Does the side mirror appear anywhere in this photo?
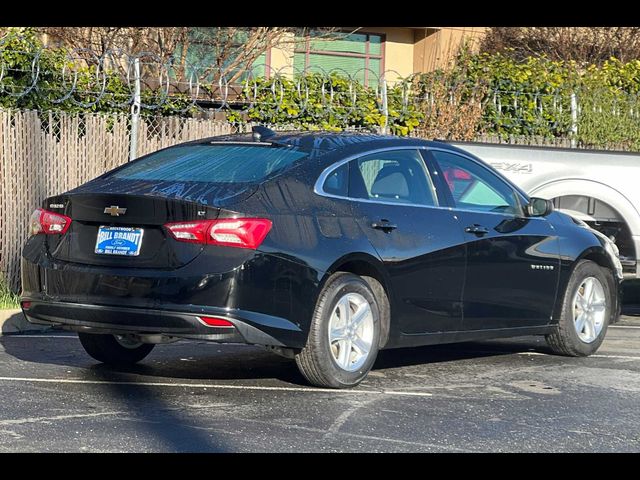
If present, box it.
[526,197,554,217]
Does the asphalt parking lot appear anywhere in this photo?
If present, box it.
[0,316,639,452]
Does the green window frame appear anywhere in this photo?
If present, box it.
[293,31,385,87]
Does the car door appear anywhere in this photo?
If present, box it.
[344,148,467,335]
[428,148,561,331]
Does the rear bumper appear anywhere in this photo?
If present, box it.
[21,239,323,348]
[21,299,303,347]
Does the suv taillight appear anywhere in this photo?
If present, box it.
[29,208,72,236]
[164,218,272,250]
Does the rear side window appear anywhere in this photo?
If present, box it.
[349,150,438,206]
[112,145,308,183]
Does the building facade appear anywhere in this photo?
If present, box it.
[38,27,487,85]
[265,27,486,83]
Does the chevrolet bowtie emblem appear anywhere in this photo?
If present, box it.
[104,205,127,216]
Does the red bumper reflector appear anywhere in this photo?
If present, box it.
[21,301,31,310]
[199,316,234,327]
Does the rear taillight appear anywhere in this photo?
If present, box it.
[29,208,72,236]
[164,218,272,250]
[209,218,272,249]
[162,221,211,244]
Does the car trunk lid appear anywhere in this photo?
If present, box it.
[43,191,227,269]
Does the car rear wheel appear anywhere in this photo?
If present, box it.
[295,272,382,389]
[545,260,613,356]
[78,332,155,366]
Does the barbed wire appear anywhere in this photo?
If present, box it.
[2,41,640,134]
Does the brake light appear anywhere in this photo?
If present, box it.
[164,218,272,249]
[29,208,72,235]
[209,218,272,249]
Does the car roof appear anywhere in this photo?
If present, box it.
[178,131,529,196]
[188,130,446,158]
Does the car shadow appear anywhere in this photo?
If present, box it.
[0,332,308,385]
[0,333,240,451]
[1,310,50,335]
[84,347,308,385]
[373,339,553,371]
[79,365,233,452]
[622,304,640,317]
[0,332,552,385]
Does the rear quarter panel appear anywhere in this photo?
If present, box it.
[236,168,384,337]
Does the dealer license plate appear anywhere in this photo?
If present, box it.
[95,226,144,256]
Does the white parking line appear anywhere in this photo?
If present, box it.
[610,325,640,329]
[0,376,433,397]
[383,390,433,397]
[445,349,640,361]
[591,354,640,360]
[515,351,640,360]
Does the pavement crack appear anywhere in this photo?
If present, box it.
[324,396,380,438]
[0,429,23,439]
[0,411,126,426]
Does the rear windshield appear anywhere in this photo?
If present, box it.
[111,144,308,183]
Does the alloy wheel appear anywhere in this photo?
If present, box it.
[572,276,607,343]
[328,292,375,372]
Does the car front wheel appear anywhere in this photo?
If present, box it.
[295,272,382,388]
[546,260,614,356]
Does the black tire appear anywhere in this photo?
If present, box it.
[295,272,382,389]
[546,260,614,357]
[78,332,155,365]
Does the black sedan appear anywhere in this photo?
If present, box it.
[21,128,623,388]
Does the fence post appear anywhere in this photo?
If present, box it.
[129,57,141,161]
[381,78,389,135]
[570,91,578,148]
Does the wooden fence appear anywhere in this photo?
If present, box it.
[0,109,235,291]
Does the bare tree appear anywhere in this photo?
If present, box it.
[480,27,640,65]
[38,27,338,85]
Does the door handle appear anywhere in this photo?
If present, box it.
[464,224,490,236]
[371,220,398,233]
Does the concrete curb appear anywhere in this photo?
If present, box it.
[0,309,51,334]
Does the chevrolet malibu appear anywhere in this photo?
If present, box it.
[20,128,623,388]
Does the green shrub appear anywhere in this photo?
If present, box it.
[5,27,640,147]
[226,73,422,135]
[0,27,194,116]
[416,50,640,148]
[0,279,19,309]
